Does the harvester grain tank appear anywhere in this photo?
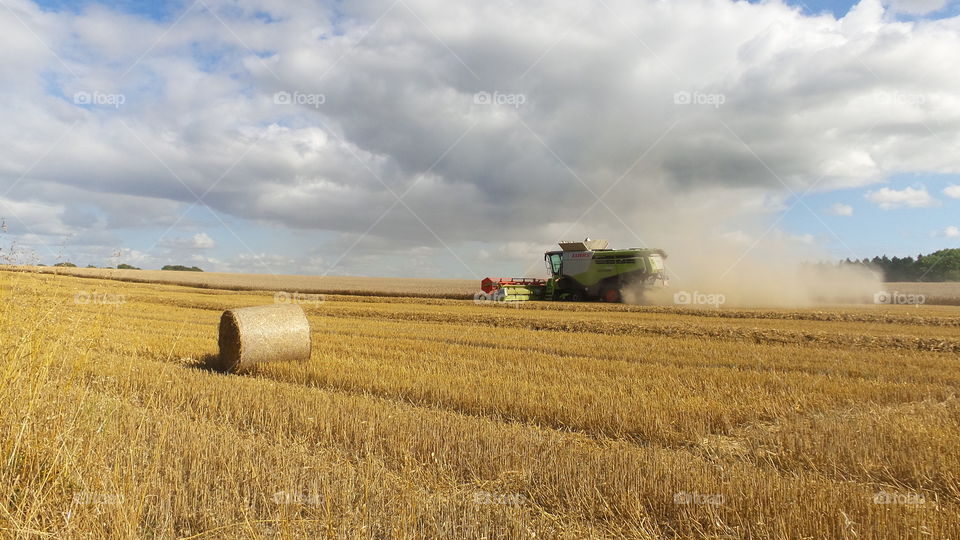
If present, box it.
[480,239,668,303]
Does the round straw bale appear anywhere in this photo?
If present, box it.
[217,304,311,372]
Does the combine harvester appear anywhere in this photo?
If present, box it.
[481,239,668,303]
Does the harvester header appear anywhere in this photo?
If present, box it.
[480,239,668,303]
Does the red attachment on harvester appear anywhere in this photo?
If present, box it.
[481,277,547,293]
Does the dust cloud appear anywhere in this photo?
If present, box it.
[625,232,884,308]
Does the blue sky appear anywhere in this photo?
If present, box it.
[781,174,960,260]
[34,0,182,19]
[37,0,853,18]
[32,0,960,21]
[775,0,960,260]
[3,0,960,279]
[795,0,960,17]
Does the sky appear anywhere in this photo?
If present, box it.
[1,0,959,280]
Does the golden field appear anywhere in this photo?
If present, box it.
[2,269,959,539]
[17,265,477,298]
[16,266,960,305]
[883,282,960,306]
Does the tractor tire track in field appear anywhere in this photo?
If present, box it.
[106,294,960,351]
[316,307,960,354]
[307,327,960,387]
[465,302,960,327]
[112,288,960,328]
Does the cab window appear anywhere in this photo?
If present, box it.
[546,253,562,275]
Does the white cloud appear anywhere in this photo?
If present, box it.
[161,233,216,250]
[191,233,215,249]
[864,187,939,209]
[111,248,150,264]
[497,241,553,260]
[945,185,960,199]
[0,197,72,236]
[943,225,960,238]
[827,203,854,216]
[721,231,753,246]
[2,0,960,272]
[790,233,816,245]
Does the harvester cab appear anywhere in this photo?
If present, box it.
[481,239,668,303]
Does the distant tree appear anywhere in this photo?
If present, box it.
[117,263,141,270]
[161,265,203,272]
[86,265,97,268]
[53,262,77,267]
[915,249,960,281]
[826,248,960,282]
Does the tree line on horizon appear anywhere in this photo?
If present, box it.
[807,248,960,282]
[36,249,960,282]
[44,262,203,272]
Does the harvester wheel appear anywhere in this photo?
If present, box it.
[601,287,622,303]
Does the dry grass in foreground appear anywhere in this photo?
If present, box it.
[1,269,959,538]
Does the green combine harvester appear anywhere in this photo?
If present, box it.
[480,239,668,303]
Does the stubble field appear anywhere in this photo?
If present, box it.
[2,269,959,539]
